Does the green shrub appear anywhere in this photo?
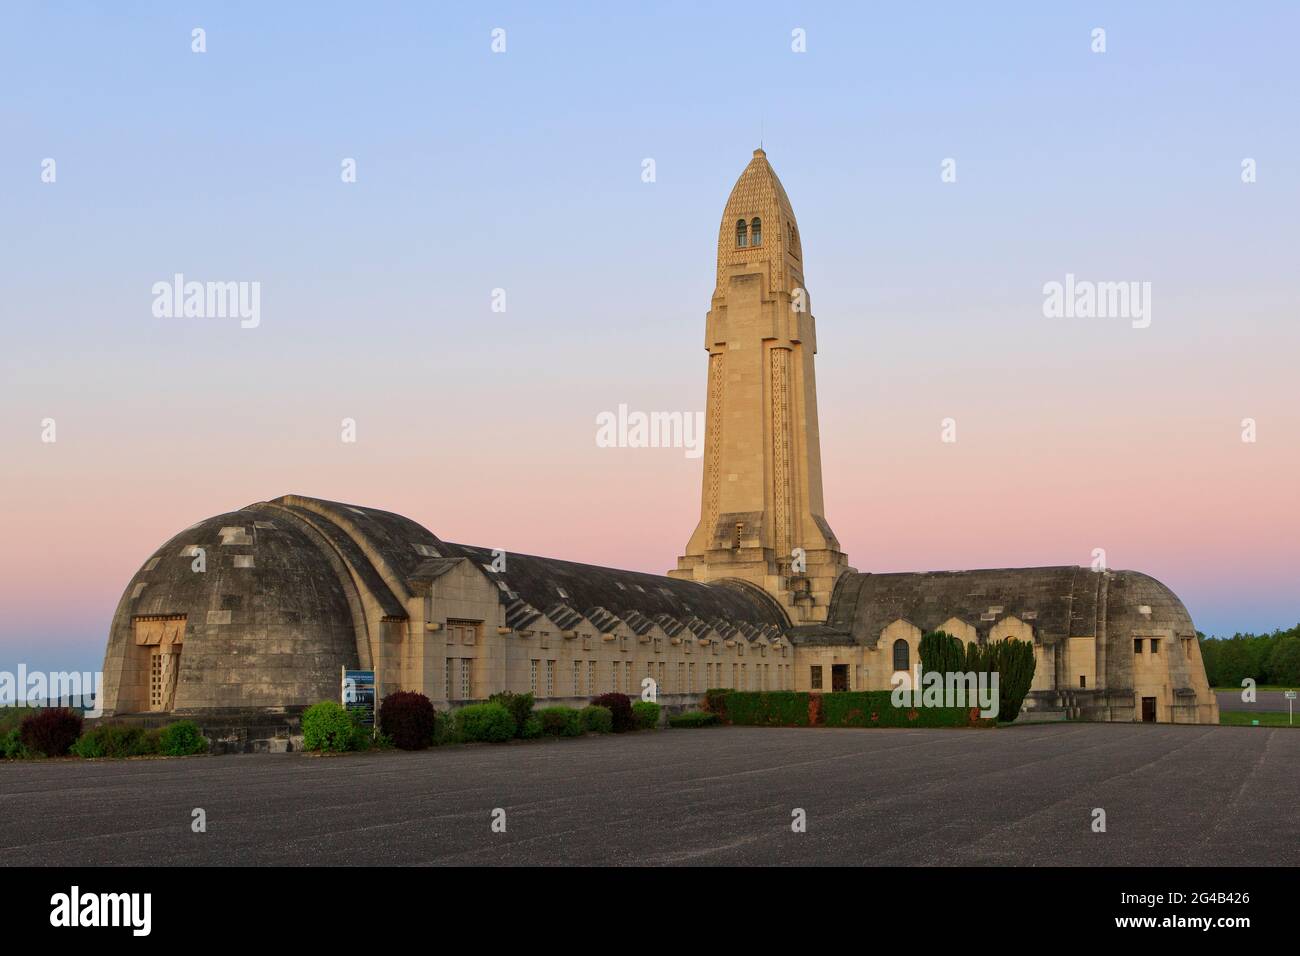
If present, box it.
[348,709,381,750]
[631,700,660,730]
[520,715,543,739]
[302,701,355,752]
[590,693,634,732]
[668,710,719,728]
[0,707,38,737]
[580,705,613,734]
[432,710,461,746]
[537,706,583,737]
[487,691,533,737]
[964,639,1036,723]
[702,688,729,719]
[0,710,33,758]
[919,630,966,675]
[1,728,29,759]
[454,703,515,743]
[71,723,161,758]
[19,708,83,756]
[159,720,207,756]
[725,691,812,727]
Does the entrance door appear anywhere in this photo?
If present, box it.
[1141,697,1157,723]
[831,664,849,692]
[149,647,180,712]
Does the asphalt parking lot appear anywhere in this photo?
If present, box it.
[1,723,1293,866]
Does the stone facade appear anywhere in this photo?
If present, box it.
[99,149,1218,726]
[101,495,794,717]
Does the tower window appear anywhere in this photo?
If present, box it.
[735,219,748,248]
[750,217,762,246]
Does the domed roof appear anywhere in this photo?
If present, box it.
[716,148,803,294]
[790,566,1197,647]
[118,509,355,627]
[101,507,363,714]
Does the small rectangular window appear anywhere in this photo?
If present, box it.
[1150,639,1160,655]
[810,665,823,690]
[449,618,478,645]
[1134,639,1144,654]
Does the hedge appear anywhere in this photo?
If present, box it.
[590,693,634,732]
[488,691,535,738]
[668,711,719,728]
[537,706,583,737]
[723,691,990,728]
[432,710,460,746]
[631,700,660,730]
[302,701,355,752]
[821,691,985,728]
[158,720,208,756]
[580,705,613,734]
[71,723,160,758]
[724,691,813,727]
[702,688,729,719]
[454,703,516,743]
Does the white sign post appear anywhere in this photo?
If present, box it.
[1285,689,1296,725]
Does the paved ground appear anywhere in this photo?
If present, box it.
[1216,689,1296,713]
[1,723,1294,866]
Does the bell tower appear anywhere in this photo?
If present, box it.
[670,149,850,622]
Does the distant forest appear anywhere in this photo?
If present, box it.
[1198,624,1300,687]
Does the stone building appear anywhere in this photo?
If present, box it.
[100,149,1217,726]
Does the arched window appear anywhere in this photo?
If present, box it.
[892,638,910,672]
[750,217,762,246]
[735,219,748,248]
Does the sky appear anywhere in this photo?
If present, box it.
[1,1,1297,673]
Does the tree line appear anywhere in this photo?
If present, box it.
[1198,624,1300,687]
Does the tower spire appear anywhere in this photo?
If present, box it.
[670,151,850,622]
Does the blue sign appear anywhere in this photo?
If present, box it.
[342,668,376,727]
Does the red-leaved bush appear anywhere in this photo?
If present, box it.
[378,691,436,750]
[20,708,84,757]
[590,693,634,733]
